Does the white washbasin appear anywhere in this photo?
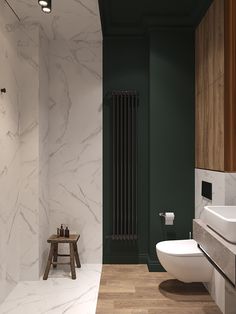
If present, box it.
[202,206,236,243]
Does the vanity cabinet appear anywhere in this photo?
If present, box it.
[193,219,236,287]
[195,0,236,172]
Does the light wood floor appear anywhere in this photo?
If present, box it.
[96,265,222,314]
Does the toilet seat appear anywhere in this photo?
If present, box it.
[156,239,213,283]
[156,239,203,257]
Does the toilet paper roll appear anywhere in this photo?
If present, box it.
[165,212,175,225]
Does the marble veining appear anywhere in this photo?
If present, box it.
[39,27,50,276]
[225,173,236,206]
[8,0,102,41]
[195,168,236,314]
[17,24,40,281]
[0,264,102,314]
[0,0,102,304]
[0,0,26,302]
[195,169,226,219]
[193,220,236,285]
[49,35,102,264]
[195,169,236,219]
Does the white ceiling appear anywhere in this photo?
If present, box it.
[8,0,102,40]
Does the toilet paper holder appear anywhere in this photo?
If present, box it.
[159,212,169,218]
[159,212,175,225]
[159,212,175,217]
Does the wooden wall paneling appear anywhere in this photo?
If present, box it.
[206,81,214,170]
[213,0,224,81]
[195,0,225,171]
[195,15,207,169]
[224,0,236,172]
[195,17,205,95]
[212,75,224,170]
[195,90,204,169]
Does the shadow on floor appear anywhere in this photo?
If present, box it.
[159,279,222,313]
[160,279,208,295]
[201,306,222,314]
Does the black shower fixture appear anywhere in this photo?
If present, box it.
[38,0,51,13]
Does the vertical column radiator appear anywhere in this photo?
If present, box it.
[112,91,138,240]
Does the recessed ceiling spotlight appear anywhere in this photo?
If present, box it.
[38,0,48,6]
[41,0,51,13]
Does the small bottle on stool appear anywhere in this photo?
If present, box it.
[60,224,64,237]
[65,226,70,238]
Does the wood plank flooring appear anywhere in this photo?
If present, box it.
[96,265,222,314]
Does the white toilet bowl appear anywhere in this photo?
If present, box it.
[156,239,213,283]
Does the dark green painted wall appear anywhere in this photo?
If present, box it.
[148,29,195,269]
[103,37,149,263]
[99,0,213,36]
[103,30,195,269]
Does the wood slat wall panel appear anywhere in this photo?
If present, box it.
[224,0,236,172]
[195,0,224,171]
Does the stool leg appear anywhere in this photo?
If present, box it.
[53,243,58,268]
[43,243,54,280]
[69,243,76,280]
[73,242,81,268]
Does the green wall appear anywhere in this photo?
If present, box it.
[103,30,195,270]
[148,29,195,269]
[103,37,149,263]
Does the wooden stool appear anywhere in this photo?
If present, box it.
[43,234,81,280]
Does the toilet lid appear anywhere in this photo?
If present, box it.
[156,239,203,257]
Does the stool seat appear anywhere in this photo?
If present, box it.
[47,234,80,243]
[43,234,81,280]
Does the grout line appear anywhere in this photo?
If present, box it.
[4,0,21,22]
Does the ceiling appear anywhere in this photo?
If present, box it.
[99,0,213,36]
[6,0,213,40]
[8,0,102,41]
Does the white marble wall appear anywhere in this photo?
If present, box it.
[0,2,52,300]
[9,0,102,42]
[0,0,102,303]
[195,169,236,219]
[225,173,236,206]
[49,36,102,264]
[17,25,40,281]
[0,0,44,300]
[39,28,50,276]
[0,1,21,302]
[195,168,236,314]
[195,169,226,219]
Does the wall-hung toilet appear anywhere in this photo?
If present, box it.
[156,239,213,283]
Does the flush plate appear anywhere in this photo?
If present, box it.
[201,181,212,200]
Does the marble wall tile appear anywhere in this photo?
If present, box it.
[195,168,225,219]
[225,281,236,314]
[195,168,236,314]
[0,0,102,304]
[195,169,236,218]
[0,0,22,302]
[49,36,102,264]
[16,25,40,281]
[225,173,236,206]
[0,264,102,314]
[15,25,51,280]
[39,27,50,276]
[0,3,51,300]
[8,0,102,41]
[193,220,236,286]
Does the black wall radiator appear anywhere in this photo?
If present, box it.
[112,91,138,240]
